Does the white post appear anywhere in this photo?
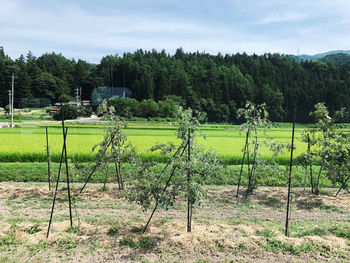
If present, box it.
[8,90,11,127]
[11,73,14,128]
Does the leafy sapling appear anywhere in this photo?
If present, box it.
[308,103,341,195]
[80,101,135,192]
[301,103,349,195]
[296,129,317,192]
[126,106,222,232]
[236,102,269,198]
[327,133,350,196]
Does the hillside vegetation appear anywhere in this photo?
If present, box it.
[2,48,350,123]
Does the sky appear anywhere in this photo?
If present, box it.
[1,0,350,63]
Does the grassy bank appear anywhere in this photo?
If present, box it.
[0,162,333,188]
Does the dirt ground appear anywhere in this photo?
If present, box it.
[0,182,350,262]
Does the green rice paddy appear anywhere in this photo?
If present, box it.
[0,124,307,164]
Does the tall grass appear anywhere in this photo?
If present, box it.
[0,162,333,187]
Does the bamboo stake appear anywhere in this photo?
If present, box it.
[46,126,68,238]
[244,135,251,200]
[46,126,51,190]
[79,136,114,194]
[335,174,350,197]
[187,128,192,233]
[143,141,189,233]
[285,108,296,237]
[60,106,73,227]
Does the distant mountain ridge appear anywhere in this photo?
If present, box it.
[296,50,350,61]
[289,50,350,65]
[319,53,350,67]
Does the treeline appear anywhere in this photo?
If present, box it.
[1,47,350,123]
[319,53,350,68]
[107,96,182,119]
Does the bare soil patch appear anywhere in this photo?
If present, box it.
[0,182,349,262]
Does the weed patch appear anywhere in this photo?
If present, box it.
[27,223,41,234]
[256,229,276,238]
[56,236,77,251]
[107,226,120,237]
[139,237,155,250]
[263,239,300,255]
[119,235,138,248]
[328,225,350,240]
[297,228,328,237]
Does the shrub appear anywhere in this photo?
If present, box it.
[108,97,138,117]
[4,105,10,115]
[77,106,92,117]
[136,99,159,118]
[53,105,78,120]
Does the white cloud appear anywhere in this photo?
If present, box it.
[0,0,240,61]
[0,0,350,62]
[259,12,305,25]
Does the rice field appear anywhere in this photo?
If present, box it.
[0,124,308,164]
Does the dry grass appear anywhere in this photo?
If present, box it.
[0,182,350,262]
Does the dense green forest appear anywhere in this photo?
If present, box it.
[1,47,350,123]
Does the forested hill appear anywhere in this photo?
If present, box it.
[320,54,350,68]
[1,47,350,123]
[289,50,350,62]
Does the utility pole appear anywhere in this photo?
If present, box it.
[123,72,126,98]
[75,87,80,107]
[111,66,114,88]
[8,90,11,125]
[11,73,15,128]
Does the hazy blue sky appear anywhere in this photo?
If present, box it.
[1,0,349,62]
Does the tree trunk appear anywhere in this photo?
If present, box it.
[250,143,259,191]
[246,129,258,198]
[115,162,121,190]
[103,164,109,191]
[118,161,123,189]
[244,136,251,200]
[315,162,324,195]
[236,130,249,198]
